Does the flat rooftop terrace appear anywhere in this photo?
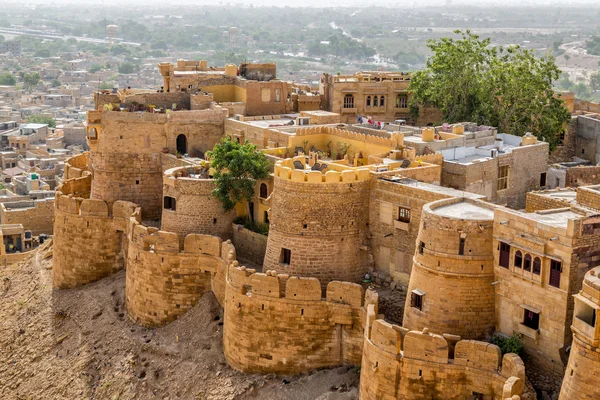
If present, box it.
[527,210,582,229]
[537,190,577,204]
[380,177,485,200]
[432,201,495,220]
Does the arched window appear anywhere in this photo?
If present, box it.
[524,254,532,272]
[380,96,385,107]
[176,134,187,155]
[343,94,354,109]
[533,257,541,275]
[88,127,98,139]
[259,183,268,199]
[373,96,378,107]
[514,251,522,268]
[366,96,371,107]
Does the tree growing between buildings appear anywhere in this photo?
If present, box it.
[0,72,16,86]
[23,72,40,92]
[207,138,270,220]
[26,115,56,128]
[409,30,571,150]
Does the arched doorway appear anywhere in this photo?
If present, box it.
[176,134,187,155]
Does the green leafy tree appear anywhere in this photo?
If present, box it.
[118,62,137,74]
[34,48,51,58]
[23,72,40,92]
[492,333,524,356]
[26,115,56,128]
[207,138,270,219]
[409,30,571,149]
[51,78,61,88]
[564,54,570,66]
[88,64,103,73]
[0,72,16,86]
[590,71,600,92]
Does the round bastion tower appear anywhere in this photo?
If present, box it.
[161,165,236,241]
[403,197,497,340]
[263,159,371,287]
[559,266,600,400]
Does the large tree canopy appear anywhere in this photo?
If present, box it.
[26,115,56,128]
[409,30,571,149]
[207,138,270,214]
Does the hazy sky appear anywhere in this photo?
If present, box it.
[8,0,600,6]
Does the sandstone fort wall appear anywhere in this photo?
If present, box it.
[223,263,378,374]
[125,222,235,327]
[52,193,138,289]
[359,315,525,400]
[231,223,268,266]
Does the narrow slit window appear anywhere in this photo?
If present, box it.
[280,248,291,266]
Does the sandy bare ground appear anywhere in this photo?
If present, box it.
[0,243,359,400]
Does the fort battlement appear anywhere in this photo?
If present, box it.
[274,160,371,183]
[161,165,235,241]
[404,197,498,340]
[63,152,91,178]
[360,314,525,400]
[125,219,235,327]
[53,189,140,289]
[223,262,378,374]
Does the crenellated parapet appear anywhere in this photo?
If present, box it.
[274,159,371,183]
[52,190,139,289]
[360,312,526,400]
[125,219,236,327]
[223,262,378,374]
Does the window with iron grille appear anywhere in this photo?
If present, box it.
[343,94,354,109]
[497,165,509,191]
[397,206,411,223]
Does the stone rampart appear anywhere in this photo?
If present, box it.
[359,315,525,400]
[161,166,235,242]
[125,220,235,327]
[223,262,378,374]
[52,191,139,289]
[263,170,371,287]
